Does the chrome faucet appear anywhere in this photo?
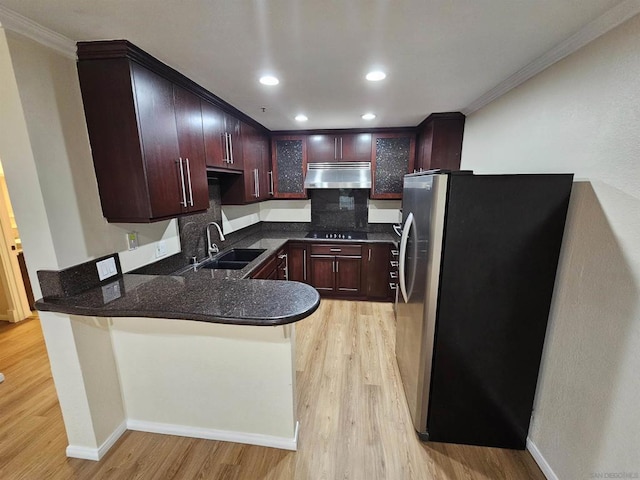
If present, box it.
[206,222,225,259]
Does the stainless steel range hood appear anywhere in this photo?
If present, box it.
[304,162,372,189]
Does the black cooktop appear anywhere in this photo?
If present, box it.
[305,231,368,240]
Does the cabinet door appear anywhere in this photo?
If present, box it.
[272,136,307,199]
[131,63,183,219]
[307,134,337,162]
[201,101,226,168]
[335,257,362,294]
[340,133,372,162]
[309,256,335,292]
[224,114,243,169]
[365,244,392,299]
[257,135,271,200]
[416,121,434,172]
[240,122,259,201]
[173,86,209,212]
[288,243,308,283]
[371,133,415,199]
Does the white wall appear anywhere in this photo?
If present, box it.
[461,13,640,480]
[0,29,180,285]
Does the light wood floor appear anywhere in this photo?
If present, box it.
[0,301,545,479]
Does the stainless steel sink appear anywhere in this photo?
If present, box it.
[200,248,266,270]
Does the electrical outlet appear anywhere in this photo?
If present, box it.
[96,257,117,281]
[155,240,167,258]
[127,232,139,250]
[101,281,121,303]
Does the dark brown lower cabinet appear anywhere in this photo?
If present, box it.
[309,243,363,297]
[364,244,394,300]
[287,243,308,283]
[250,241,393,301]
[250,254,277,279]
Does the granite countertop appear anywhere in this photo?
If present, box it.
[134,230,398,279]
[35,229,396,326]
[36,273,321,326]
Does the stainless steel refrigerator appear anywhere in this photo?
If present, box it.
[395,170,573,449]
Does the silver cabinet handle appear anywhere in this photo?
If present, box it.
[389,282,397,290]
[340,137,343,159]
[368,249,371,262]
[253,169,259,197]
[390,271,398,279]
[391,250,399,256]
[393,224,402,236]
[229,133,234,164]
[336,260,339,273]
[332,261,335,273]
[256,169,260,197]
[334,137,337,159]
[303,252,307,280]
[185,158,194,207]
[330,248,341,252]
[177,158,187,207]
[222,133,229,163]
[278,253,288,280]
[268,170,274,195]
[390,261,399,267]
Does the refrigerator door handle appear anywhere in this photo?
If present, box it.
[398,212,414,303]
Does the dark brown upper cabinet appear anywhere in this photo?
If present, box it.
[220,122,270,205]
[77,56,207,222]
[306,133,372,162]
[271,136,307,199]
[370,132,416,199]
[173,85,209,213]
[77,40,267,221]
[201,103,244,170]
[415,113,465,172]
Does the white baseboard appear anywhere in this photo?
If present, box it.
[527,437,558,480]
[127,419,299,451]
[66,420,127,461]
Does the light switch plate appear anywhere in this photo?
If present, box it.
[155,240,167,258]
[127,232,139,250]
[96,257,117,281]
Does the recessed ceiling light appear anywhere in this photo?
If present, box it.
[295,114,308,122]
[366,71,386,82]
[362,113,376,120]
[259,75,279,86]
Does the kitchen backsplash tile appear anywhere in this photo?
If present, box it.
[310,189,368,231]
[178,179,224,262]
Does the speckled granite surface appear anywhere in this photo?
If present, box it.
[35,229,395,326]
[133,229,398,277]
[36,274,320,326]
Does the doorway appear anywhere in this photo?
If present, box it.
[0,159,33,323]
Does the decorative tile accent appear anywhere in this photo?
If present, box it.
[375,137,411,194]
[310,189,368,231]
[275,140,304,194]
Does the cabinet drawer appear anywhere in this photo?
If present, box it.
[310,244,362,257]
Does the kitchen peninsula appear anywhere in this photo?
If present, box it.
[35,226,396,460]
[35,241,321,460]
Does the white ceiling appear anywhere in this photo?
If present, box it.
[0,0,629,130]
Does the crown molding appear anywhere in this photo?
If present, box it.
[463,0,640,115]
[0,5,76,59]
